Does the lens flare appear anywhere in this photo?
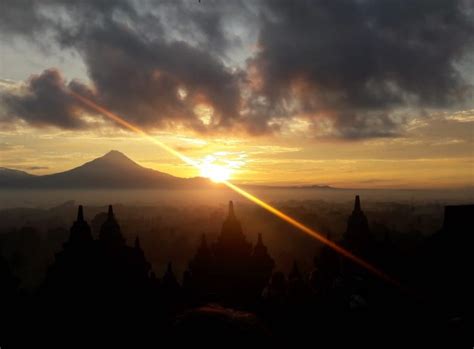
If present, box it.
[198,154,234,182]
[222,181,397,285]
[200,163,232,182]
[70,91,399,287]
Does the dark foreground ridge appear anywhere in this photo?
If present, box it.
[1,197,473,347]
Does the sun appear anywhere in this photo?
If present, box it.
[200,163,232,183]
[198,152,244,183]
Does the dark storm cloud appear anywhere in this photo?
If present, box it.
[249,0,474,138]
[150,0,259,60]
[72,21,241,132]
[0,69,90,129]
[0,0,473,139]
[1,0,242,132]
[25,166,49,171]
[0,0,49,38]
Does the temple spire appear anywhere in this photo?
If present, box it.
[228,200,235,218]
[345,195,371,250]
[354,195,361,212]
[108,205,114,218]
[68,205,92,244]
[99,204,124,247]
[162,261,179,290]
[77,205,84,221]
[217,199,250,255]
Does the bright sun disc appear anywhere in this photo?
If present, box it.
[200,163,232,183]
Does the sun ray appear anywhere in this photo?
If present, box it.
[70,91,399,287]
[200,163,231,182]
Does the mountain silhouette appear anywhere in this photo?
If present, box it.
[0,168,36,186]
[0,150,209,189]
[1,150,338,190]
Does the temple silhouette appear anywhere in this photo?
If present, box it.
[344,195,371,250]
[1,196,472,347]
[43,205,152,299]
[185,201,275,305]
[41,201,276,308]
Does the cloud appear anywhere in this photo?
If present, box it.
[0,0,473,139]
[74,21,242,132]
[0,142,23,151]
[1,1,243,133]
[0,69,96,129]
[0,78,18,89]
[0,0,50,38]
[247,0,474,138]
[25,166,49,171]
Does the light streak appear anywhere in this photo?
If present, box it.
[70,91,399,286]
[71,91,197,168]
[223,181,397,285]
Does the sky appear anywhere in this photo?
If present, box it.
[0,0,473,188]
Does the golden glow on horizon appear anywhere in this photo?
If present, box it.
[200,162,232,182]
[70,91,398,286]
[197,153,245,182]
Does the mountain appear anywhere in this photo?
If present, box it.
[0,150,210,189]
[0,150,339,190]
[0,168,36,186]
